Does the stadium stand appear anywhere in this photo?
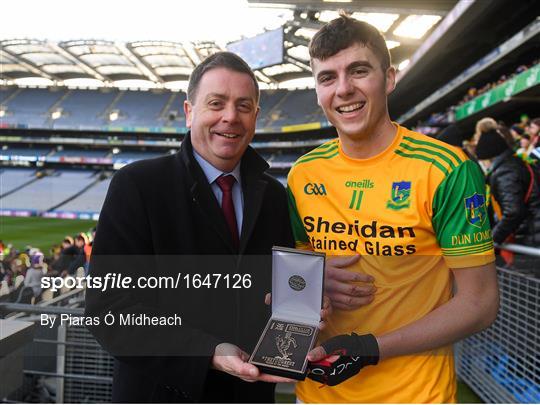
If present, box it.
[0,86,18,104]
[0,168,38,197]
[112,150,165,162]
[159,92,187,126]
[52,89,119,129]
[267,89,320,127]
[1,88,64,128]
[1,146,51,156]
[112,90,171,126]
[258,89,289,126]
[0,170,99,212]
[51,149,110,158]
[55,178,112,213]
[0,86,323,132]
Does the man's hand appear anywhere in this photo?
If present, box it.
[325,255,376,310]
[211,343,295,383]
[307,333,379,386]
[264,294,332,330]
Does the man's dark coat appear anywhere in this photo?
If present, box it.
[85,133,294,402]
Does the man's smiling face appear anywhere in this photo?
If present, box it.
[312,43,395,142]
[185,67,259,172]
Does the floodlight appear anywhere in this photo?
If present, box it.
[351,13,399,33]
[398,59,410,71]
[279,77,315,89]
[109,111,119,121]
[288,45,310,61]
[386,41,400,50]
[393,15,442,39]
[51,109,62,120]
[295,28,318,40]
[318,11,340,23]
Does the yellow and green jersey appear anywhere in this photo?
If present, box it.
[287,124,495,403]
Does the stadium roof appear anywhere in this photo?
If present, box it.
[0,0,456,89]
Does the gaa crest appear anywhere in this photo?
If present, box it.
[387,181,411,210]
[464,193,487,228]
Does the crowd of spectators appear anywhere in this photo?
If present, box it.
[413,57,540,134]
[0,228,94,304]
[456,58,539,107]
[438,115,540,274]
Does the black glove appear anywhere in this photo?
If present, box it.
[307,333,379,386]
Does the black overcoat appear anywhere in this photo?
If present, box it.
[85,133,294,402]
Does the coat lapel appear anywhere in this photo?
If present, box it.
[239,147,270,253]
[189,181,236,252]
[240,177,267,253]
[180,134,237,252]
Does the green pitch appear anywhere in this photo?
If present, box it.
[0,216,97,253]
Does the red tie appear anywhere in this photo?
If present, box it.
[216,175,239,249]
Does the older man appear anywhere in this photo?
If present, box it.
[86,52,295,403]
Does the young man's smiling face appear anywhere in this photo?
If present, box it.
[312,43,396,143]
[184,67,259,172]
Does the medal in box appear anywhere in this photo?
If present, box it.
[249,247,325,380]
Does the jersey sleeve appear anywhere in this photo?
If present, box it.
[432,159,495,268]
[287,166,312,250]
[287,186,312,250]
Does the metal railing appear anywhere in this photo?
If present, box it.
[457,244,540,403]
[2,290,114,403]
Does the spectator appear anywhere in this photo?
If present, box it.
[517,134,531,156]
[527,117,540,163]
[83,228,95,275]
[518,114,530,130]
[475,129,540,250]
[472,117,498,146]
[52,236,77,275]
[497,123,516,149]
[510,124,525,142]
[24,256,44,299]
[67,234,86,275]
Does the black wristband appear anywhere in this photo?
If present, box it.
[308,333,380,386]
[321,333,379,364]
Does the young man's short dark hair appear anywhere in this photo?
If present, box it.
[309,13,391,71]
[187,51,259,103]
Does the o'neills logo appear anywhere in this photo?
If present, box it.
[288,275,306,291]
[303,216,415,238]
[345,179,374,189]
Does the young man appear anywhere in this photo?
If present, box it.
[86,52,295,403]
[287,15,499,403]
